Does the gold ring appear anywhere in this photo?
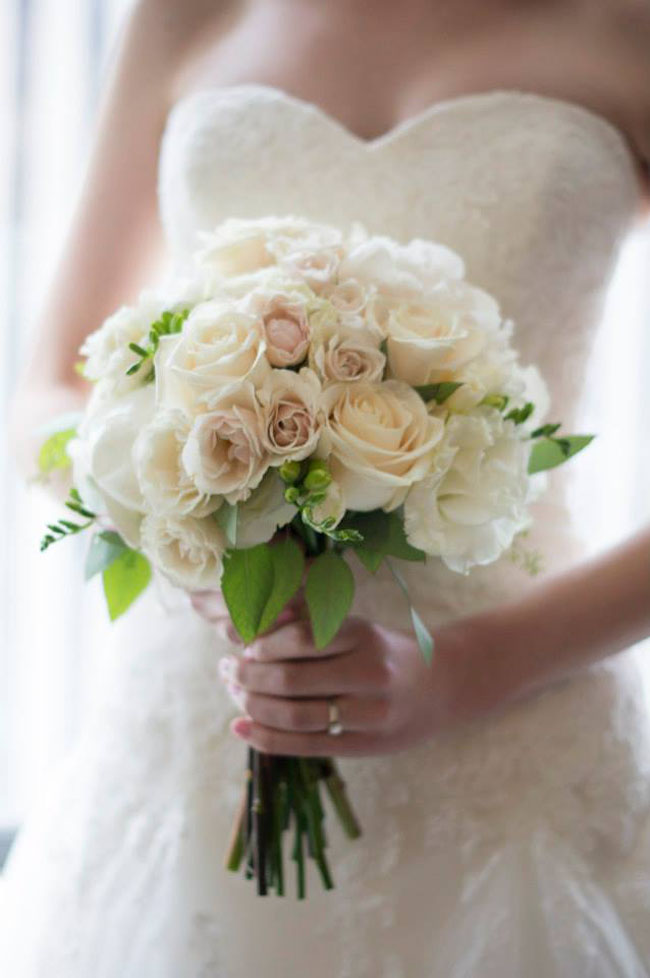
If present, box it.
[327,698,344,736]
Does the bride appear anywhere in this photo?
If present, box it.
[3,0,650,974]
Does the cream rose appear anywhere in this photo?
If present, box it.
[140,513,226,590]
[133,409,222,518]
[310,324,386,383]
[319,380,445,511]
[155,300,269,412]
[182,382,270,504]
[403,408,530,573]
[258,368,323,462]
[381,280,502,386]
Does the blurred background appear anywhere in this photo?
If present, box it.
[0,0,649,865]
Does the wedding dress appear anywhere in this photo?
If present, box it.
[2,84,650,977]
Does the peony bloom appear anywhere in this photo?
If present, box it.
[140,513,226,590]
[69,384,155,548]
[403,408,531,573]
[338,233,464,300]
[319,379,444,511]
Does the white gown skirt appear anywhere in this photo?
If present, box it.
[2,547,650,978]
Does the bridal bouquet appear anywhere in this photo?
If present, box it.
[38,215,592,897]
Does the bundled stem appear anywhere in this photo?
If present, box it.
[224,750,361,897]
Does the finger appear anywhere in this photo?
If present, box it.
[229,716,389,757]
[190,589,229,623]
[233,650,390,697]
[246,616,366,662]
[239,692,391,733]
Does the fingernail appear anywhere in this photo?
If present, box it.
[218,656,235,681]
[243,644,258,659]
[231,717,252,737]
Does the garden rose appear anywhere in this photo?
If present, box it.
[133,409,221,518]
[140,514,226,590]
[182,382,270,503]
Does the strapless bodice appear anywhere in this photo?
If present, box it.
[156,83,642,572]
[157,85,641,432]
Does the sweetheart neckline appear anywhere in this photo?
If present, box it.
[162,81,640,172]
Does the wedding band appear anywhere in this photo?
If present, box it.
[327,698,344,736]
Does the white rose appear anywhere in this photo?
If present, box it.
[70,384,155,547]
[234,471,296,548]
[133,409,222,518]
[258,367,322,462]
[155,300,270,413]
[182,381,270,504]
[194,216,339,279]
[81,304,152,395]
[383,281,502,386]
[319,278,372,328]
[338,234,464,300]
[403,408,531,573]
[140,513,226,590]
[277,244,344,292]
[319,380,445,511]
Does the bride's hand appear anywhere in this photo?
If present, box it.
[208,607,520,758]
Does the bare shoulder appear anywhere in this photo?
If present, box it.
[601,2,650,160]
[123,0,239,98]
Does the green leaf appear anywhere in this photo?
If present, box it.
[305,551,355,649]
[221,544,275,643]
[387,559,434,665]
[528,434,594,474]
[530,422,561,439]
[354,547,384,574]
[504,401,534,425]
[258,537,305,634]
[414,381,463,404]
[38,428,76,475]
[213,502,238,547]
[343,511,426,564]
[102,548,151,621]
[85,530,127,581]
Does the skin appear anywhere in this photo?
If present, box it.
[8,0,650,756]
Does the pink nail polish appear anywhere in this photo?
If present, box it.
[232,717,252,737]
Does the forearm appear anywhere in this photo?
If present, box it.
[481,527,650,700]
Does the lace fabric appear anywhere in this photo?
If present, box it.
[2,84,649,977]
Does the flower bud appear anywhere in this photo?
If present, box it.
[303,459,332,491]
[279,460,302,484]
